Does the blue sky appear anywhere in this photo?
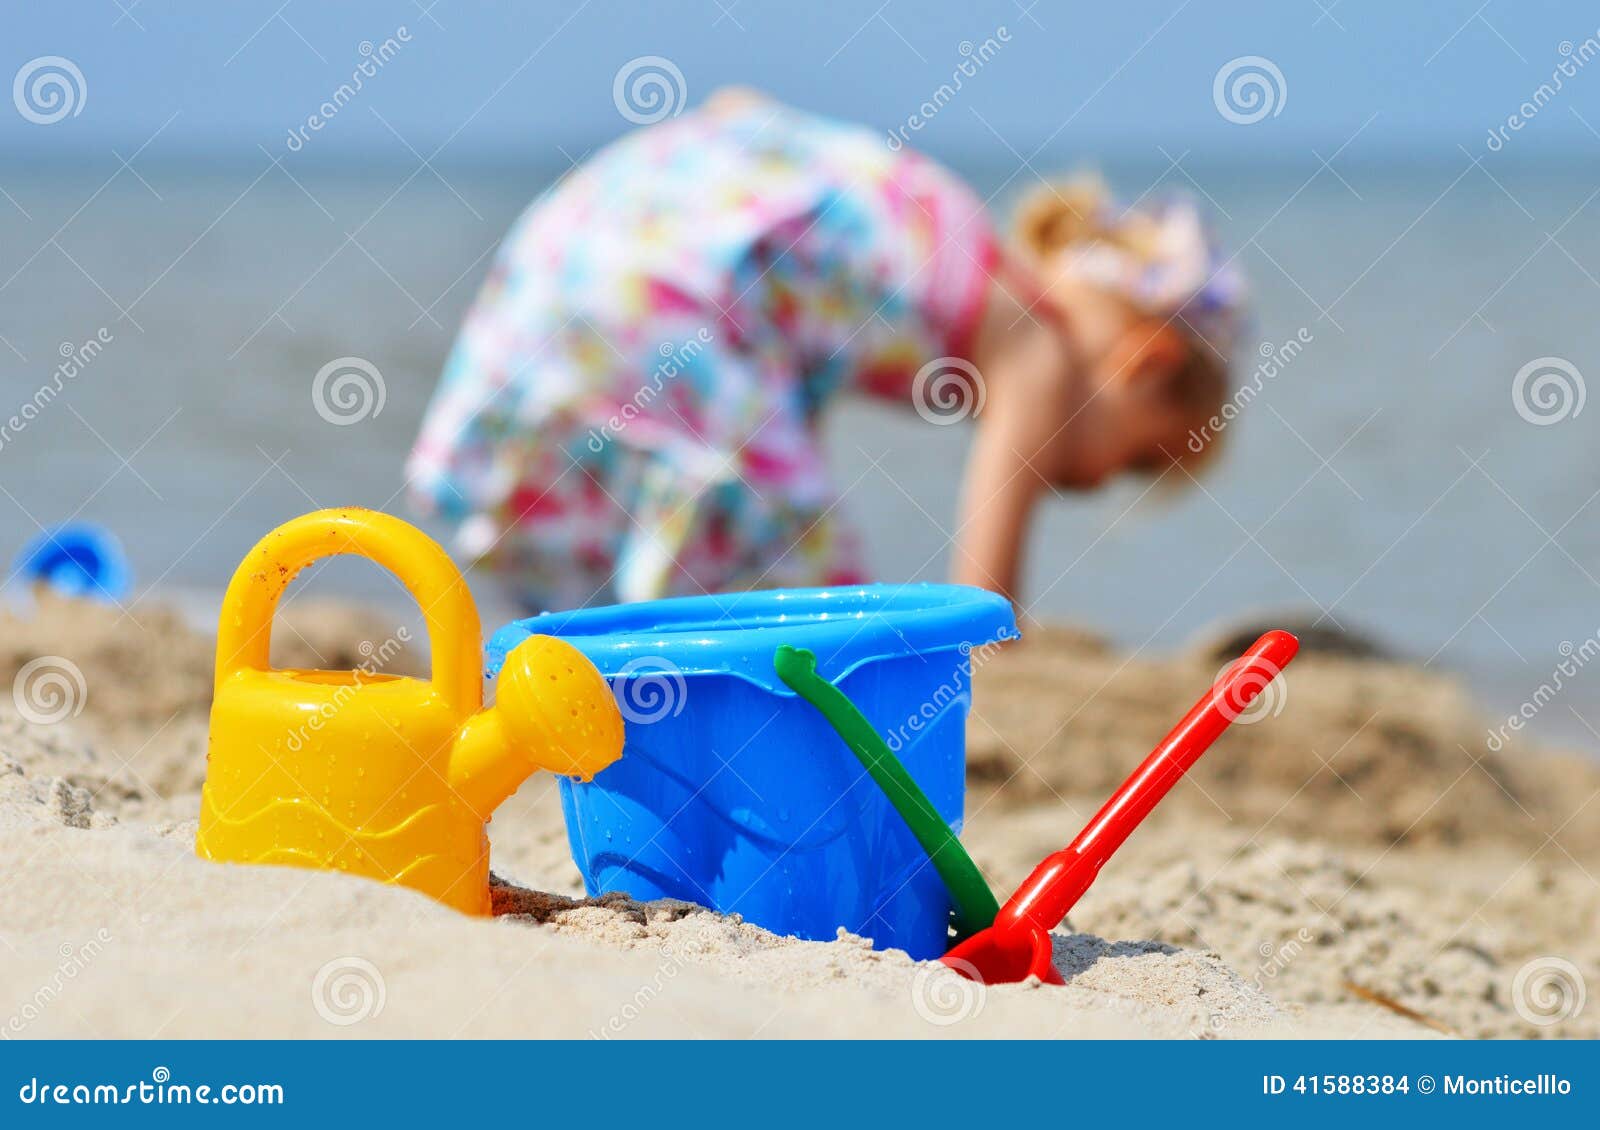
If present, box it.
[3,1,1599,168]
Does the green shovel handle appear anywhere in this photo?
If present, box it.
[773,644,999,940]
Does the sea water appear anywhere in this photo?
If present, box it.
[2,155,1598,748]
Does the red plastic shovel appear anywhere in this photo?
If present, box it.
[941,629,1300,985]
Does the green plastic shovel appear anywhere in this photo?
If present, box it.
[773,644,999,940]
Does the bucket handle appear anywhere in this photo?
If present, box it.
[213,508,482,717]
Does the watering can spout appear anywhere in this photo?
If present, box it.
[448,634,625,820]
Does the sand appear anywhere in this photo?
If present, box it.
[1,593,1593,1038]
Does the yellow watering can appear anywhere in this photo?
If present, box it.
[196,507,624,914]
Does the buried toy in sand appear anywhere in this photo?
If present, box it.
[774,629,1298,981]
[11,521,132,602]
[488,583,1019,960]
[941,629,1299,984]
[195,507,1297,979]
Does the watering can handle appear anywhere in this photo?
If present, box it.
[213,508,482,716]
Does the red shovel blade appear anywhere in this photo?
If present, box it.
[942,630,1299,985]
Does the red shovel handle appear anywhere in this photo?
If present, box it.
[995,630,1299,936]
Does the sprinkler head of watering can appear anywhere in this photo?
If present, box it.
[448,634,626,819]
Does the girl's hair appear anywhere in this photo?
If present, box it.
[1011,175,1244,476]
[1013,176,1158,263]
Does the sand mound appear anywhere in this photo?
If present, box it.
[0,783,1304,1039]
[0,595,1590,1038]
[968,633,1600,858]
[489,880,1284,1034]
[1079,836,1600,1039]
[0,753,102,831]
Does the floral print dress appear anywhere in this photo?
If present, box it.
[406,98,997,611]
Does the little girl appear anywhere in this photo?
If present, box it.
[407,91,1244,611]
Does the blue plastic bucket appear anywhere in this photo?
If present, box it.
[486,584,1017,960]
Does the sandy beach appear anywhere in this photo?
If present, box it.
[1,594,1594,1039]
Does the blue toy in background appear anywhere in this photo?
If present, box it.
[487,584,1017,960]
[11,523,132,602]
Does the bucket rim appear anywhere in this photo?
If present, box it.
[486,583,1019,689]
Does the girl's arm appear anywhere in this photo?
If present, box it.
[951,279,1075,605]
[952,408,1043,602]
